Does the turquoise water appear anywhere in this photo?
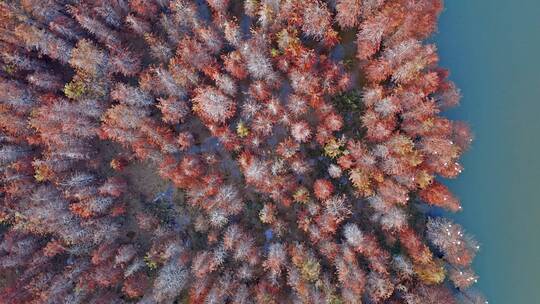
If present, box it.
[435,1,540,302]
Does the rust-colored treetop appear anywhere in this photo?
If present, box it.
[0,0,483,303]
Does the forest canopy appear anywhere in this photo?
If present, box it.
[0,0,485,303]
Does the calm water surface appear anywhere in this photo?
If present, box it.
[435,1,540,302]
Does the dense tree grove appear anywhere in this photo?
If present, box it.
[0,0,485,303]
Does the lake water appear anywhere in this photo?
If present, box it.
[435,1,540,302]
